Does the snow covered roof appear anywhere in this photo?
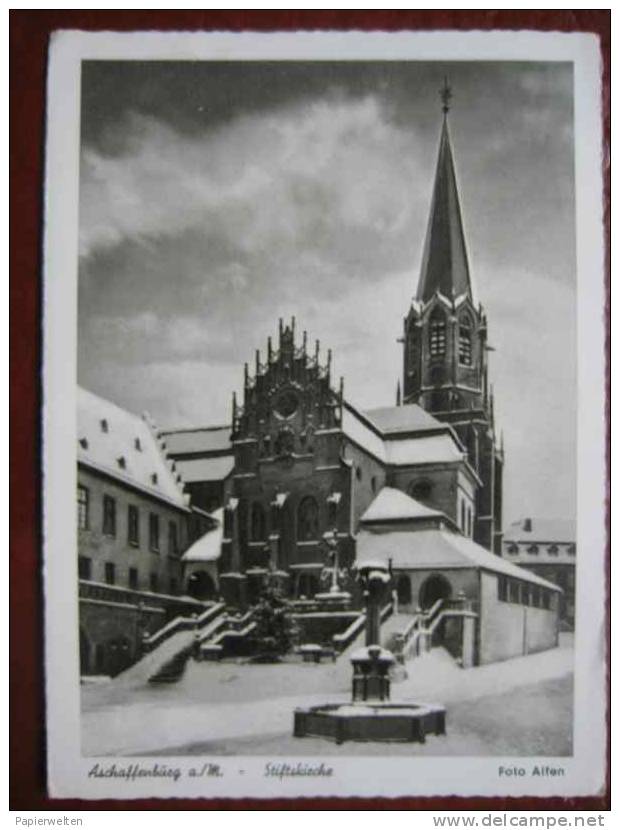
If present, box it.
[342,404,386,462]
[356,527,562,592]
[385,434,464,465]
[182,508,223,563]
[161,425,232,456]
[360,487,443,524]
[363,404,442,434]
[342,401,465,468]
[503,517,575,544]
[77,387,188,510]
[175,456,235,483]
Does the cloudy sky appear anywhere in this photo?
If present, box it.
[78,60,576,522]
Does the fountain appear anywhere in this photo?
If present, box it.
[293,559,447,744]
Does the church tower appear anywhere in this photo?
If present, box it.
[401,81,504,554]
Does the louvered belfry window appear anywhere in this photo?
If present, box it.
[429,311,446,357]
[458,319,473,366]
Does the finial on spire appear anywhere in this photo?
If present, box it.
[440,76,452,115]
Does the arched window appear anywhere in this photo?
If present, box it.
[428,308,446,357]
[409,479,433,504]
[297,496,319,541]
[250,502,266,541]
[458,314,473,366]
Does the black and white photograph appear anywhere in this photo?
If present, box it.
[42,29,606,800]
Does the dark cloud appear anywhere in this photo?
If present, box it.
[78,59,576,521]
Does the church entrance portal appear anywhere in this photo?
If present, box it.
[187,570,216,601]
[419,573,452,609]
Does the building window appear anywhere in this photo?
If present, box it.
[356,466,363,482]
[127,505,139,546]
[531,585,541,607]
[567,544,576,556]
[297,496,320,541]
[521,584,530,606]
[508,579,520,603]
[150,572,159,593]
[547,544,559,556]
[542,590,551,610]
[128,567,138,590]
[102,495,116,536]
[409,479,433,504]
[458,319,473,366]
[149,513,160,552]
[497,577,507,602]
[100,418,108,433]
[506,543,518,555]
[460,501,466,532]
[170,577,178,595]
[250,503,266,541]
[527,544,539,555]
[77,485,90,530]
[429,309,446,357]
[371,475,377,494]
[104,562,115,585]
[467,506,473,537]
[78,556,91,580]
[168,521,179,556]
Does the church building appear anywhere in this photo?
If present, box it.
[77,85,563,671]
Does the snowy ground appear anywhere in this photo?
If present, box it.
[81,634,573,757]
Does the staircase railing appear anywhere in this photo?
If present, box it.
[332,602,393,653]
[143,601,226,653]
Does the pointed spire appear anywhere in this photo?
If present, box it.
[416,83,473,304]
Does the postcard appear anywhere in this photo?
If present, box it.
[42,28,607,799]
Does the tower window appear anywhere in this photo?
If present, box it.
[429,313,446,357]
[458,321,473,366]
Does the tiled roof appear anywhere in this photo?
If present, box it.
[161,425,232,456]
[356,527,562,592]
[363,404,442,434]
[503,518,575,544]
[176,456,235,483]
[77,387,188,509]
[360,487,443,524]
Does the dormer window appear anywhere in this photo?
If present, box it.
[458,318,472,366]
[429,309,446,357]
[100,419,108,433]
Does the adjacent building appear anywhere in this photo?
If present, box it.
[502,517,576,629]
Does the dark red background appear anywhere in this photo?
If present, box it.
[10,9,610,811]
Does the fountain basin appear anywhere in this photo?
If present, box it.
[293,701,446,744]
